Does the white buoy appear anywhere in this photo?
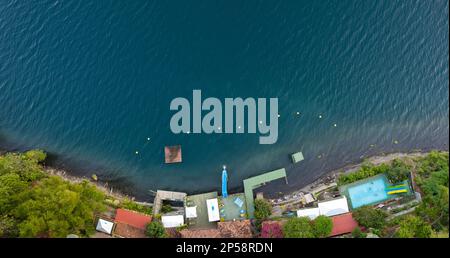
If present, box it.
[296,111,300,115]
[319,115,322,119]
[333,123,337,127]
[277,114,281,118]
[135,151,139,155]
[147,137,150,141]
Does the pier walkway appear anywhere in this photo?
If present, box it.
[153,190,187,216]
[243,168,288,218]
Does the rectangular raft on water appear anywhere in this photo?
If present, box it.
[164,145,182,164]
[291,151,304,163]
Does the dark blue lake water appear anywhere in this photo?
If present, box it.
[1,0,448,200]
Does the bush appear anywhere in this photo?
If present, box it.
[121,200,152,215]
[353,206,388,230]
[283,217,314,238]
[260,222,283,238]
[396,215,432,238]
[160,204,173,214]
[337,163,389,186]
[312,215,333,238]
[254,199,272,220]
[145,221,167,238]
[351,227,366,238]
[386,159,410,184]
[24,150,47,163]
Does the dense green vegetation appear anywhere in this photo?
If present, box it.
[351,227,366,238]
[0,150,106,237]
[283,217,314,238]
[395,215,432,238]
[160,203,174,214]
[337,163,390,186]
[121,200,152,215]
[145,221,167,238]
[353,206,388,230]
[385,159,410,184]
[312,215,333,238]
[283,215,333,238]
[414,151,449,234]
[350,151,449,238]
[254,199,272,220]
[338,158,412,186]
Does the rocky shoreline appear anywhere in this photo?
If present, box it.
[40,150,437,207]
[269,151,431,206]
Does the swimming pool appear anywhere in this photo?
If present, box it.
[346,177,389,209]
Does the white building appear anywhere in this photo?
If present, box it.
[96,218,114,235]
[161,215,185,228]
[296,207,320,220]
[185,206,198,219]
[206,198,220,222]
[317,196,349,217]
[297,196,350,219]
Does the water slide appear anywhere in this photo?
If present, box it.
[222,165,228,198]
[387,184,407,195]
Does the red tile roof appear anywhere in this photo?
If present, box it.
[180,220,253,238]
[114,209,152,230]
[180,229,222,238]
[330,212,359,237]
[218,220,253,238]
[114,222,147,238]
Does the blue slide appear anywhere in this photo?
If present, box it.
[222,165,228,198]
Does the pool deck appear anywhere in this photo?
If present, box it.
[219,193,247,221]
[185,192,218,229]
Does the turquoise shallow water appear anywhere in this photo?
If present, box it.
[0,1,448,200]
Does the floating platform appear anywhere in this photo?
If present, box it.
[164,145,182,163]
[291,151,304,163]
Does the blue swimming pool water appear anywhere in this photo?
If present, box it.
[347,177,388,208]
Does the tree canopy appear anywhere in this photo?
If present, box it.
[385,159,410,184]
[0,150,106,238]
[145,221,167,238]
[312,215,333,238]
[254,199,272,220]
[353,206,388,230]
[283,217,314,238]
[396,215,432,238]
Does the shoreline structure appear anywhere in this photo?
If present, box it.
[28,149,445,205]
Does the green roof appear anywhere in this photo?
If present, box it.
[291,152,304,163]
[243,168,287,218]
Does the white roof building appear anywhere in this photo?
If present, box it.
[296,207,320,220]
[96,218,114,234]
[206,198,220,222]
[185,206,198,219]
[161,215,185,228]
[303,193,315,204]
[317,196,349,217]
